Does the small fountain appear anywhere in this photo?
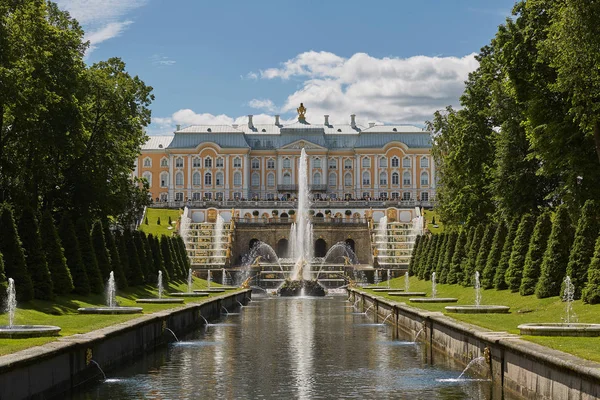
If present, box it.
[518,276,600,336]
[137,271,185,304]
[79,272,143,314]
[0,278,62,338]
[409,272,458,303]
[388,271,426,297]
[436,356,490,382]
[172,269,210,297]
[445,272,509,314]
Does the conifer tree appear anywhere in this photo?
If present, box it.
[148,234,168,282]
[76,219,104,294]
[505,214,535,291]
[475,224,495,275]
[141,231,158,284]
[115,231,131,287]
[40,210,74,295]
[91,221,111,282]
[412,235,427,277]
[0,253,7,304]
[416,236,431,279]
[423,235,439,280]
[18,208,54,300]
[462,225,484,286]
[447,229,468,284]
[170,237,185,279]
[482,223,506,289]
[177,237,191,271]
[59,214,90,295]
[0,204,34,301]
[582,236,600,304]
[433,234,447,277]
[133,231,150,282]
[104,224,127,288]
[565,200,600,299]
[520,211,552,296]
[438,231,458,283]
[494,218,520,290]
[124,230,144,285]
[160,236,176,280]
[408,235,422,276]
[536,206,574,298]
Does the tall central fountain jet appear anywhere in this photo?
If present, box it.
[290,148,313,280]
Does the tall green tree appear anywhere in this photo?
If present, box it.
[148,234,167,282]
[582,237,600,304]
[423,235,439,280]
[75,219,103,294]
[416,236,431,280]
[482,222,507,289]
[160,236,176,280]
[438,232,458,284]
[0,253,6,305]
[432,234,447,279]
[462,225,484,286]
[58,213,89,295]
[115,231,131,288]
[520,211,552,296]
[103,224,127,288]
[505,214,536,291]
[140,231,157,284]
[475,224,496,275]
[18,208,53,300]
[91,221,111,282]
[408,235,422,276]
[447,229,468,284]
[0,204,34,301]
[177,237,191,272]
[494,217,520,290]
[536,206,575,298]
[39,210,73,295]
[132,231,150,283]
[124,230,144,286]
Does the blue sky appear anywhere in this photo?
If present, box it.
[56,0,517,134]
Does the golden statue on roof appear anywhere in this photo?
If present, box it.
[297,103,307,121]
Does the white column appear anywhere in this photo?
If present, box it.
[243,154,250,198]
[291,156,296,184]
[337,157,342,197]
[224,155,230,200]
[168,154,174,201]
[374,155,379,197]
[187,155,192,201]
[277,156,282,185]
[355,154,360,198]
[412,155,417,200]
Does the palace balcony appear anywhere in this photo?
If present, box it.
[149,199,437,209]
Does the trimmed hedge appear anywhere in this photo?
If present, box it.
[18,208,54,300]
[505,214,535,292]
[494,217,520,290]
[520,211,552,296]
[482,223,506,289]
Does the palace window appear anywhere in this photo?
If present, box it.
[420,157,429,168]
[233,157,242,168]
[204,157,212,168]
[421,192,429,201]
[251,172,260,187]
[392,172,399,186]
[362,157,371,168]
[403,157,411,168]
[379,157,387,168]
[204,192,212,200]
[192,172,201,186]
[142,172,152,187]
[313,172,321,185]
[175,172,184,186]
[233,192,242,200]
[380,192,388,199]
[175,192,184,201]
[234,172,242,187]
[362,171,370,185]
[193,157,201,168]
[283,158,291,169]
[267,159,275,169]
[267,173,275,187]
[192,192,201,201]
[216,192,224,201]
[344,173,352,186]
[330,193,337,199]
[175,157,184,168]
[313,158,321,169]
[160,192,168,202]
[251,159,260,169]
[329,172,336,187]
[143,157,152,168]
[391,157,399,168]
[379,172,387,186]
[362,192,370,199]
[344,159,352,169]
[391,192,400,200]
[160,157,168,167]
[160,172,169,187]
[421,171,429,186]
[403,172,411,186]
[328,159,337,169]
[216,172,224,186]
[403,192,411,201]
[267,193,275,200]
[204,172,212,186]
[216,157,224,168]
[283,173,291,185]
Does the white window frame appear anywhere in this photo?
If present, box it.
[379,172,387,186]
[143,157,152,168]
[204,157,212,168]
[362,157,371,168]
[216,157,224,168]
[175,157,184,168]
[160,157,169,167]
[391,157,399,168]
[216,172,224,186]
[192,172,201,186]
[267,159,275,169]
[267,172,275,188]
[204,172,212,186]
[420,157,429,168]
[251,172,260,187]
[362,171,370,186]
[175,172,184,186]
[251,158,260,169]
[192,157,201,168]
[328,172,336,187]
[313,158,321,169]
[403,172,411,186]
[313,172,321,185]
[328,159,337,170]
[403,157,411,168]
[234,172,242,187]
[233,157,242,168]
[142,171,152,187]
[420,171,429,186]
[344,159,352,169]
[344,173,352,187]
[392,172,399,186]
[160,172,169,188]
[379,158,387,168]
[283,158,291,169]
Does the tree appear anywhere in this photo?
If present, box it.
[177,237,191,271]
[422,235,439,280]
[462,225,484,286]
[103,223,127,288]
[536,206,575,298]
[39,210,73,295]
[565,200,600,299]
[482,223,507,289]
[0,204,34,301]
[124,230,144,286]
[58,213,90,295]
[432,234,447,278]
[0,253,6,305]
[505,214,535,292]
[494,217,520,290]
[582,237,600,304]
[408,235,422,276]
[148,234,168,282]
[438,232,458,284]
[160,236,176,280]
[520,211,552,296]
[475,224,496,275]
[75,219,103,294]
[416,236,431,279]
[170,237,185,279]
[140,231,157,284]
[157,217,161,225]
[91,221,111,282]
[115,231,131,287]
[132,231,150,283]
[447,229,468,284]
[410,236,427,277]
[18,208,53,300]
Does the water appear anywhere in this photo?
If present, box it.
[89,360,107,381]
[222,268,227,286]
[432,272,437,299]
[6,278,16,327]
[106,272,116,308]
[213,214,225,262]
[374,270,381,285]
[70,297,506,399]
[475,272,481,307]
[405,272,410,292]
[387,269,391,288]
[164,328,179,342]
[207,270,211,289]
[187,269,193,294]
[157,271,163,299]
[291,148,313,281]
[563,276,577,324]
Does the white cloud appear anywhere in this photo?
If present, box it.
[248,99,277,113]
[84,21,133,53]
[151,54,176,67]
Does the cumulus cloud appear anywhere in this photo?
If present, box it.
[248,99,277,113]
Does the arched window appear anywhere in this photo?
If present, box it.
[283,173,291,185]
[267,173,275,187]
[329,172,336,186]
[391,157,399,168]
[175,172,184,186]
[362,157,371,168]
[379,157,387,168]
[344,159,352,169]
[175,157,184,168]
[313,158,321,169]
[251,159,260,169]
[362,171,370,185]
[403,171,411,186]
[204,172,212,186]
[420,171,429,186]
[216,172,224,186]
[344,173,352,186]
[142,171,152,187]
[313,172,321,185]
[283,158,291,169]
[251,172,260,187]
[234,172,242,187]
[392,172,399,186]
[216,157,224,168]
[160,157,169,167]
[403,157,411,168]
[420,157,429,168]
[192,172,201,186]
[143,157,152,168]
[379,172,387,186]
[233,157,242,168]
[267,159,275,169]
[328,159,337,169]
[192,157,201,168]
[160,172,169,187]
[204,157,212,168]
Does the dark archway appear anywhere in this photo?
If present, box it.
[345,239,355,253]
[277,239,289,258]
[280,212,289,218]
[315,212,324,218]
[249,238,260,250]
[315,238,327,257]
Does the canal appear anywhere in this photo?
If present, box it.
[71,295,512,399]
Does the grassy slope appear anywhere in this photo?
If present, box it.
[365,276,600,362]
[422,209,444,234]
[0,278,233,356]
[139,208,182,237]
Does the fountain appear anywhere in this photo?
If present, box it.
[445,272,509,314]
[277,148,326,297]
[388,271,426,297]
[410,272,458,303]
[172,269,210,297]
[79,272,143,314]
[518,276,600,336]
[136,271,185,304]
[0,278,62,338]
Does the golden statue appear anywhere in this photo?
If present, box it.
[297,103,307,121]
[373,247,379,257]
[343,256,351,266]
[240,276,253,289]
[252,256,262,267]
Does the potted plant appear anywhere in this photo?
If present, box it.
[324,210,331,221]
[252,210,259,219]
[309,210,315,216]
[272,209,279,221]
[345,210,352,219]
[289,209,296,222]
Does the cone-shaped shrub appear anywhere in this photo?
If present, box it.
[475,224,495,274]
[482,223,506,289]
[75,219,104,294]
[124,230,144,286]
[0,204,34,301]
[40,210,73,295]
[18,208,54,300]
[416,236,431,279]
[494,218,520,290]
[91,221,111,282]
[505,214,535,292]
[0,253,6,305]
[565,200,600,299]
[408,235,422,276]
[433,234,447,276]
[140,231,157,284]
[149,234,168,282]
[582,236,600,304]
[170,237,186,279]
[520,211,552,296]
[447,229,468,284]
[438,232,458,283]
[413,236,428,277]
[424,235,443,280]
[160,236,176,279]
[104,224,127,288]
[115,231,131,286]
[59,214,90,295]
[177,237,191,271]
[462,225,484,286]
[536,206,574,298]
[133,231,150,282]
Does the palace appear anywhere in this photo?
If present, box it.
[136,111,435,205]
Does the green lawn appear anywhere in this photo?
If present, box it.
[0,278,234,356]
[139,208,182,237]
[364,276,600,362]
[422,209,444,234]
